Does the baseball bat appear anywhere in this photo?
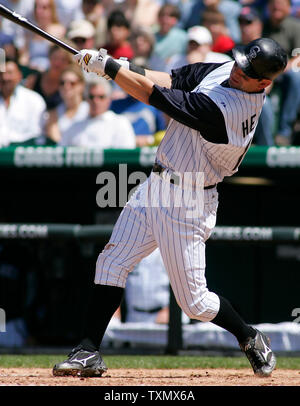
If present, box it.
[0,4,78,55]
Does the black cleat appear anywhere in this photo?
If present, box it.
[53,346,108,377]
[239,329,276,377]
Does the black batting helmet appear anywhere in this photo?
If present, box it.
[232,38,288,80]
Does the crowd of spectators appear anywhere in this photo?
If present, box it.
[1,0,300,148]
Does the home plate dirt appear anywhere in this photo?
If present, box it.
[0,368,299,386]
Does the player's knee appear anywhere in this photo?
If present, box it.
[179,292,220,322]
[95,251,129,288]
[181,306,214,322]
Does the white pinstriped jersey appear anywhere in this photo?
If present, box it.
[96,62,262,321]
[155,61,265,186]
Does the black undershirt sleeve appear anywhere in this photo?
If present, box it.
[149,85,228,144]
[171,62,228,91]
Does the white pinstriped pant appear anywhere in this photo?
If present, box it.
[95,171,220,322]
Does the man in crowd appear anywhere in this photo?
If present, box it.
[59,77,136,148]
[0,58,46,147]
[263,0,300,145]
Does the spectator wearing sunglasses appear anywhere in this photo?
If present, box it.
[66,19,103,84]
[67,19,96,51]
[25,44,73,110]
[46,65,89,144]
[58,77,136,148]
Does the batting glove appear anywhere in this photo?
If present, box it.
[73,48,110,75]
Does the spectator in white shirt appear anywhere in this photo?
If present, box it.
[166,25,232,73]
[59,77,136,148]
[0,58,46,147]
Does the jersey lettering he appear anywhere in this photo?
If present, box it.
[242,114,256,137]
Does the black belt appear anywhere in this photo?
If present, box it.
[152,163,216,190]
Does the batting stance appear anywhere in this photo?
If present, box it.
[53,38,287,378]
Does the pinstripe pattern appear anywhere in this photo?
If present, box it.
[156,61,265,185]
[95,61,265,322]
[95,173,220,321]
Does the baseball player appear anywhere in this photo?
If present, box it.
[53,38,287,378]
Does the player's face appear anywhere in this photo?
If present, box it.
[229,62,270,93]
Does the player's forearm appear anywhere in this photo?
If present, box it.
[113,67,155,105]
[105,59,172,104]
[116,58,172,88]
[144,69,172,88]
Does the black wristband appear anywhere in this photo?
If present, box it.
[129,63,146,76]
[104,58,121,80]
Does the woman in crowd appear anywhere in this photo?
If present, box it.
[20,0,66,71]
[46,64,89,144]
[25,44,73,110]
[130,26,166,72]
